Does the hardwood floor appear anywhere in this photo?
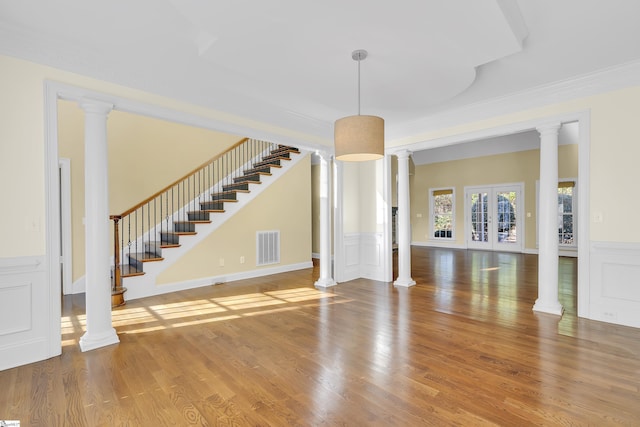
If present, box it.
[2,247,640,425]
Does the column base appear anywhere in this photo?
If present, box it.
[314,278,337,288]
[393,278,416,288]
[532,299,564,316]
[79,328,120,352]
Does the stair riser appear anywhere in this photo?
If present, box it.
[211,192,236,201]
[188,211,211,221]
[128,256,144,271]
[200,201,224,210]
[263,152,291,161]
[254,159,281,168]
[223,183,250,191]
[243,166,271,175]
[160,232,180,245]
[174,222,196,233]
[234,174,260,183]
[145,242,162,257]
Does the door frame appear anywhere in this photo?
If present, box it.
[465,183,524,253]
[59,158,73,295]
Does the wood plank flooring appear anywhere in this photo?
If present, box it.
[2,247,640,425]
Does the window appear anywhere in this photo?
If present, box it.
[558,181,575,246]
[431,188,454,239]
[536,179,577,248]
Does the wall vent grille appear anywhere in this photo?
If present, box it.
[257,230,280,266]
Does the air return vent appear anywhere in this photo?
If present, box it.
[257,230,280,266]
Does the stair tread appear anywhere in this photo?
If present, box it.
[200,209,225,213]
[128,252,164,262]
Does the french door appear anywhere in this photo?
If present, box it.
[466,184,523,252]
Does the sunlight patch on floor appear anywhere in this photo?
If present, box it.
[62,286,349,344]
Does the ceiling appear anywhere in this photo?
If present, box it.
[1,1,640,146]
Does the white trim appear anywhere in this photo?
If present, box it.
[127,261,313,300]
[333,161,345,282]
[382,154,393,282]
[43,81,62,362]
[59,158,73,295]
[576,112,591,319]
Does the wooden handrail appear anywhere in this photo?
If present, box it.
[113,137,249,218]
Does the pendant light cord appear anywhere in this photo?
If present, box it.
[357,57,361,116]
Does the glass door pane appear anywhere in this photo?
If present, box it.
[471,192,489,242]
[496,190,517,244]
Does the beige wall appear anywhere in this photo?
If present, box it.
[311,163,320,254]
[410,145,578,249]
[158,155,311,284]
[57,100,241,282]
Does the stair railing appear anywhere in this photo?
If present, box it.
[110,137,279,298]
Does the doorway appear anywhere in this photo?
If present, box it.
[465,184,523,252]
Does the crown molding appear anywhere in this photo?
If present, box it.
[390,59,640,145]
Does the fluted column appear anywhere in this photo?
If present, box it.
[394,150,416,287]
[315,152,337,288]
[79,99,120,352]
[533,123,563,316]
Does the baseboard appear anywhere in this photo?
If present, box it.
[126,261,314,301]
[412,240,467,250]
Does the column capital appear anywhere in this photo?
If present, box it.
[78,98,114,115]
[315,150,333,162]
[394,149,412,160]
[536,122,562,136]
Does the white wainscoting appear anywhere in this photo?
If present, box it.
[589,242,640,328]
[0,256,51,371]
[341,232,385,282]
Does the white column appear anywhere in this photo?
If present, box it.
[533,123,563,316]
[394,150,416,287]
[79,99,120,352]
[315,152,337,288]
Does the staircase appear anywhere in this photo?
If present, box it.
[110,139,301,305]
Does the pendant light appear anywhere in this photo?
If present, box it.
[334,50,384,161]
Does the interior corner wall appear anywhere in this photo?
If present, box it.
[410,144,578,249]
[157,155,311,284]
[57,99,241,283]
